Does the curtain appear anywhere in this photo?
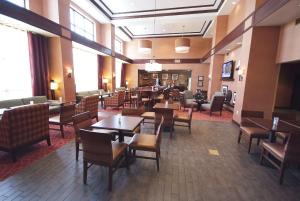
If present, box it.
[27,32,50,97]
[98,55,104,89]
[120,63,126,87]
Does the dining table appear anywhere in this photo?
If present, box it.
[246,117,300,142]
[153,102,179,133]
[91,114,144,142]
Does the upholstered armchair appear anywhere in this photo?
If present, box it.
[75,95,99,121]
[180,90,197,110]
[103,91,125,109]
[0,104,50,161]
[201,95,225,116]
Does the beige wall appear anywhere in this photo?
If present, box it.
[125,64,209,92]
[276,21,300,63]
[125,37,212,59]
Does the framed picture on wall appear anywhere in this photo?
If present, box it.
[143,73,149,79]
[198,76,204,81]
[152,73,158,79]
[233,92,237,104]
[222,85,228,95]
[162,73,169,80]
[172,74,178,80]
[198,81,203,87]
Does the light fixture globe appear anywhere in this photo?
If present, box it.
[138,40,152,54]
[175,38,191,53]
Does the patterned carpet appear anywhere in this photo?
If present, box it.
[0,125,75,181]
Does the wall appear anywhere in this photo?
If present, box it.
[276,21,300,63]
[125,63,210,92]
[125,37,212,59]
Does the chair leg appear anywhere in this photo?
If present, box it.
[156,151,160,172]
[248,137,253,153]
[46,136,51,146]
[125,149,130,170]
[108,167,113,191]
[237,130,242,143]
[189,123,191,134]
[170,126,173,139]
[83,160,87,184]
[257,138,260,146]
[60,125,64,138]
[279,162,286,185]
[75,142,79,161]
[260,148,265,165]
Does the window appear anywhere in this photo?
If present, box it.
[73,47,98,92]
[0,25,32,100]
[6,0,25,7]
[115,38,123,54]
[115,59,122,88]
[70,8,95,41]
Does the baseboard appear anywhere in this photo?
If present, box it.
[232,119,240,126]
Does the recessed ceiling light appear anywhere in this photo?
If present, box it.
[232,1,237,5]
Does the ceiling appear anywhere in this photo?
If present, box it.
[88,0,240,39]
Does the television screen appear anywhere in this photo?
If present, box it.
[222,60,234,80]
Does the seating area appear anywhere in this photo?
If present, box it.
[1,0,300,200]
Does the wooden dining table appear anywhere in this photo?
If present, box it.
[246,117,300,142]
[91,114,144,142]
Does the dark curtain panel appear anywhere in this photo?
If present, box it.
[27,32,50,97]
[121,63,126,87]
[98,55,104,89]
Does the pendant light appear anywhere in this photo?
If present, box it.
[175,25,191,53]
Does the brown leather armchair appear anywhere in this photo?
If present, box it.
[80,129,129,191]
[260,132,300,184]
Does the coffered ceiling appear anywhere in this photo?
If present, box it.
[86,0,239,39]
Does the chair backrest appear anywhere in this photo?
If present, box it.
[183,90,193,99]
[155,116,164,146]
[225,90,232,103]
[210,95,225,112]
[241,110,264,118]
[121,108,144,116]
[117,91,125,103]
[80,129,113,164]
[60,104,75,123]
[284,132,300,163]
[72,111,92,141]
[85,95,99,117]
[187,108,193,123]
[272,112,296,121]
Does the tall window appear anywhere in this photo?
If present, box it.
[115,59,122,88]
[115,38,123,54]
[0,25,32,100]
[70,8,95,41]
[73,47,98,92]
[6,0,25,7]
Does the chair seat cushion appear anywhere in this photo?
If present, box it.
[49,115,60,123]
[201,103,211,110]
[141,112,155,119]
[174,113,189,121]
[240,126,269,138]
[112,142,128,160]
[129,134,156,150]
[262,142,285,160]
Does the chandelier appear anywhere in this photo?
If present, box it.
[145,59,162,72]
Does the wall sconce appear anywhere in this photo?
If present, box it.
[103,78,109,92]
[66,67,73,78]
[125,81,129,89]
[238,68,245,81]
[50,80,58,100]
[208,74,212,80]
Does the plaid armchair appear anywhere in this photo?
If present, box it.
[0,104,50,162]
[103,91,125,109]
[75,95,99,121]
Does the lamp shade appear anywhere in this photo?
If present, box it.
[103,78,109,84]
[138,40,152,54]
[50,80,58,90]
[145,60,162,72]
[175,38,190,53]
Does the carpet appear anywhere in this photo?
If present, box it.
[0,125,75,181]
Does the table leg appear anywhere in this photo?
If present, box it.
[118,131,124,142]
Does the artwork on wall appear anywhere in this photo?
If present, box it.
[162,73,169,80]
[198,76,204,87]
[233,92,237,104]
[172,74,178,80]
[143,74,149,79]
[222,85,228,95]
[152,73,158,79]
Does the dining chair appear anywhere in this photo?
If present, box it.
[260,132,300,184]
[173,108,193,134]
[80,129,129,191]
[237,110,269,153]
[272,111,297,143]
[49,103,75,138]
[129,116,164,171]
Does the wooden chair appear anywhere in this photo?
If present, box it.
[237,110,269,153]
[201,95,225,116]
[173,108,193,134]
[141,111,155,124]
[129,88,139,108]
[155,108,174,138]
[129,117,164,171]
[272,111,297,143]
[260,132,300,184]
[49,104,75,138]
[80,129,129,191]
